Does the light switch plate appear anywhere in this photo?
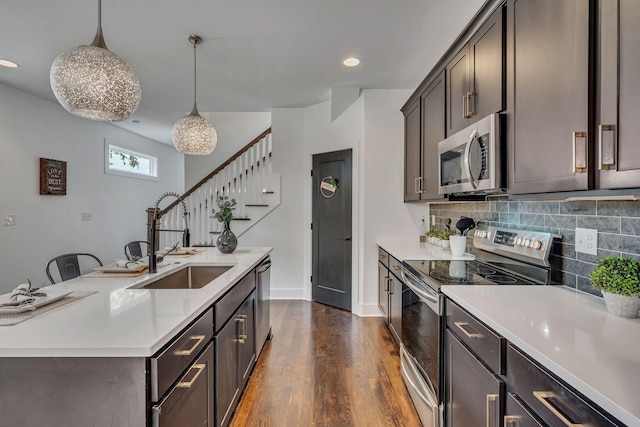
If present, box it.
[575,227,598,255]
[81,211,93,221]
[4,214,15,226]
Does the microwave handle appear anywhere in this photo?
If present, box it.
[464,130,479,189]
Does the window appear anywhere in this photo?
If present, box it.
[105,143,158,180]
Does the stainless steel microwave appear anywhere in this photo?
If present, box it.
[438,113,503,195]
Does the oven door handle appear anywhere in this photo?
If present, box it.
[401,269,438,304]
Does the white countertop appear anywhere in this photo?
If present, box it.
[377,240,475,261]
[442,285,640,427]
[0,247,272,358]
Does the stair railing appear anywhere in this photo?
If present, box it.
[147,128,277,248]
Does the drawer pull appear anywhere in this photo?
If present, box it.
[176,363,206,388]
[486,394,498,427]
[454,321,484,339]
[175,335,206,356]
[503,416,520,427]
[533,391,583,427]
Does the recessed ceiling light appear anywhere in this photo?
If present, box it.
[343,57,360,67]
[0,58,19,68]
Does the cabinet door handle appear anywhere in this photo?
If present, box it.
[388,278,394,295]
[175,335,206,356]
[533,391,583,426]
[503,416,520,427]
[237,316,247,343]
[466,92,476,118]
[177,363,206,388]
[572,131,588,173]
[463,94,468,119]
[240,314,248,340]
[384,275,389,293]
[486,394,499,427]
[454,321,483,339]
[598,124,616,170]
[414,177,424,194]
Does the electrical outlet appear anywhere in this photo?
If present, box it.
[4,214,15,226]
[431,215,436,226]
[575,227,598,255]
[81,211,93,221]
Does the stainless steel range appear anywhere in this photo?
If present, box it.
[398,225,558,427]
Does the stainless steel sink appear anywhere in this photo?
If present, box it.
[140,265,233,290]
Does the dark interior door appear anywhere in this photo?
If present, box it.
[312,149,352,312]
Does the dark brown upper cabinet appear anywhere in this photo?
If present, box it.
[506,0,591,195]
[404,98,421,202]
[403,71,446,202]
[597,0,640,190]
[446,6,504,136]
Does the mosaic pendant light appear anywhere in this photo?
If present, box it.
[50,0,141,122]
[172,35,217,156]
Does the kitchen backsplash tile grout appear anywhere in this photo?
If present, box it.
[429,196,640,297]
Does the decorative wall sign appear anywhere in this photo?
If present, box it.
[39,158,67,195]
[320,176,338,198]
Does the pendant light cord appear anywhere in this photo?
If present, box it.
[91,0,107,49]
[193,39,197,108]
[188,35,202,115]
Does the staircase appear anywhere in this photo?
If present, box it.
[149,128,280,249]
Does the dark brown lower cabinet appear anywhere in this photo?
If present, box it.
[445,329,503,427]
[153,343,215,427]
[506,344,621,426]
[216,291,256,427]
[444,298,623,427]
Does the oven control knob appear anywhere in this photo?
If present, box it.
[524,238,531,248]
[532,240,542,250]
[515,237,522,246]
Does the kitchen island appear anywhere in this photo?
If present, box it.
[0,246,272,427]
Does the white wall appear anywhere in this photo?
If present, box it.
[0,83,184,291]
[241,108,307,299]
[242,90,430,315]
[185,112,271,188]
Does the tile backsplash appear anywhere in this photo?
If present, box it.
[430,196,640,296]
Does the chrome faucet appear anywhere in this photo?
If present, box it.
[149,192,190,273]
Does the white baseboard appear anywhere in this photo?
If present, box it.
[269,288,305,300]
[356,303,385,318]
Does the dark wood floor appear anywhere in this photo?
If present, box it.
[230,300,422,427]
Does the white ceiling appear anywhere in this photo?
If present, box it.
[0,0,485,145]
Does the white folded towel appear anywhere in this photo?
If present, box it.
[115,259,147,272]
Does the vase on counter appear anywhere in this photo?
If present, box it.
[216,222,237,254]
[601,291,640,318]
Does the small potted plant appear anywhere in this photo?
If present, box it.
[589,256,640,318]
[438,229,451,248]
[211,196,238,254]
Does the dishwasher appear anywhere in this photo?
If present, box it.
[255,256,272,357]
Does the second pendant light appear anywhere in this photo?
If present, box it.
[172,35,217,155]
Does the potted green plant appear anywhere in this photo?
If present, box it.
[589,256,640,318]
[438,229,451,248]
[211,196,238,254]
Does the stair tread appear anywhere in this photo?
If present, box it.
[245,204,269,207]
